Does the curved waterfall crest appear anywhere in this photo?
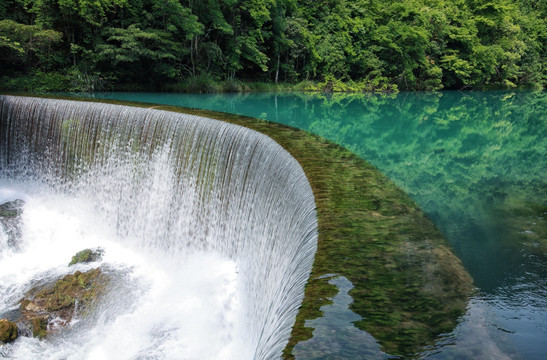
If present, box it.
[0,95,318,359]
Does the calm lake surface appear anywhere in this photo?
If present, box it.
[73,91,546,359]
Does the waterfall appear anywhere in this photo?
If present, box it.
[0,95,317,359]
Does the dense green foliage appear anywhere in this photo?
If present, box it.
[1,0,545,91]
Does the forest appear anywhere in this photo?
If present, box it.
[0,0,545,92]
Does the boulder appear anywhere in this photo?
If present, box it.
[0,319,18,343]
[69,248,104,266]
[19,267,108,339]
[0,199,24,218]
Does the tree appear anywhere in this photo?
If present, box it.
[0,19,63,73]
[0,0,545,90]
[97,25,183,81]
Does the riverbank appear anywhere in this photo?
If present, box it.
[4,71,540,96]
[0,73,395,94]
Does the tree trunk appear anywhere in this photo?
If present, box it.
[275,52,280,83]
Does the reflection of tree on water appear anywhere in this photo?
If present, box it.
[291,90,546,360]
[297,90,546,296]
[178,91,545,224]
[300,91,546,216]
[206,90,546,264]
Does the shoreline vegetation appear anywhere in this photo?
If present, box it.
[1,0,546,94]
[0,73,543,95]
[10,94,474,357]
[0,74,401,94]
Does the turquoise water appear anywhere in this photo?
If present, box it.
[71,91,546,359]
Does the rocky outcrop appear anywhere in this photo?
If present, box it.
[10,248,110,341]
[19,267,108,338]
[1,239,110,343]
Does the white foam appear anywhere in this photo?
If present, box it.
[0,183,244,359]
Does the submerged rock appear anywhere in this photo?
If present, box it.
[69,248,104,266]
[0,319,18,343]
[19,267,108,339]
[0,199,25,250]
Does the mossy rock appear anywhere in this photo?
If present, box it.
[29,268,107,312]
[0,319,18,343]
[20,268,109,339]
[31,317,47,339]
[0,199,24,218]
[69,248,104,266]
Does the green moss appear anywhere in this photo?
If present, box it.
[69,248,104,266]
[32,268,106,312]
[0,319,18,343]
[18,267,108,339]
[31,317,47,339]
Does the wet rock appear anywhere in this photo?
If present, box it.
[0,199,25,250]
[31,317,47,339]
[69,248,104,266]
[0,319,18,343]
[19,268,108,339]
[0,199,24,218]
